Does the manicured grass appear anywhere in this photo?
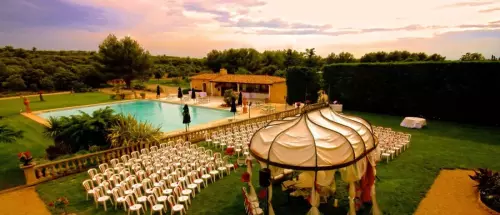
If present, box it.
[0,92,112,117]
[0,92,113,190]
[35,111,500,214]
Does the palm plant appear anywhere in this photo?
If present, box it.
[0,124,24,143]
[44,107,117,153]
[108,114,162,148]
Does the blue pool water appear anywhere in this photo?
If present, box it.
[38,101,234,132]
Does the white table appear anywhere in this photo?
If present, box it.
[401,117,427,129]
[330,104,343,112]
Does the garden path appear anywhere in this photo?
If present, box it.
[414,169,490,215]
[0,186,51,215]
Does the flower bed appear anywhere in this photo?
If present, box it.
[470,168,500,213]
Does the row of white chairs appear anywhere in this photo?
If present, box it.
[83,140,237,215]
[373,126,411,162]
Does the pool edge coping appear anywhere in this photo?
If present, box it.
[24,99,245,134]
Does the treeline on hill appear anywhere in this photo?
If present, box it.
[204,48,453,75]
[0,45,205,95]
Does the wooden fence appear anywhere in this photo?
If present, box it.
[21,103,328,185]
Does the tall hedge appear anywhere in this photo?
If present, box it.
[285,66,321,105]
[323,62,500,126]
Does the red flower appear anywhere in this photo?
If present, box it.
[25,151,32,158]
[48,202,54,207]
[233,162,239,169]
[258,188,267,199]
[241,172,250,182]
[17,152,24,159]
[225,147,235,156]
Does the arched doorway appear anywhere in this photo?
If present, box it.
[202,83,207,92]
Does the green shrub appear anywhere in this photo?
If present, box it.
[223,89,236,106]
[110,94,117,100]
[133,82,146,90]
[71,81,92,92]
[39,77,55,91]
[108,114,162,148]
[323,61,500,125]
[89,145,101,153]
[44,107,117,153]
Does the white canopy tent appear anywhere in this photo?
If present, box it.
[249,107,381,215]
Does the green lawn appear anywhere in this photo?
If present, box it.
[0,92,113,190]
[35,111,500,215]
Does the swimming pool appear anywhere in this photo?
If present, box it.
[37,101,234,132]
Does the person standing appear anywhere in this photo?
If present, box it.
[156,85,161,99]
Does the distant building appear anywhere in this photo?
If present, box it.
[190,68,287,103]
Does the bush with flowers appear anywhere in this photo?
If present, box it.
[18,151,33,166]
[48,197,70,215]
[225,147,235,156]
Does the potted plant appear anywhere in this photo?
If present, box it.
[18,151,33,166]
[140,92,146,99]
[470,168,500,213]
[48,197,71,215]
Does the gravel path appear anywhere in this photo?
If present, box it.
[0,187,51,215]
[415,169,490,215]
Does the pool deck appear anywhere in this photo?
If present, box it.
[21,97,293,135]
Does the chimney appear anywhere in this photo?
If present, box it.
[219,68,228,75]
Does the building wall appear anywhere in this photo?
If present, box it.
[269,82,287,103]
[190,79,214,94]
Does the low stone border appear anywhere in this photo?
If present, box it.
[477,192,500,215]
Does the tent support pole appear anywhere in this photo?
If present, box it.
[349,181,356,215]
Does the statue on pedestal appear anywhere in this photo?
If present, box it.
[23,97,32,113]
[243,99,248,114]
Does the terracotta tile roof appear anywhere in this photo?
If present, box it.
[190,73,221,80]
[210,74,286,84]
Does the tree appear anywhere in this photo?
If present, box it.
[153,67,165,83]
[2,74,26,90]
[284,49,303,68]
[206,50,224,72]
[39,77,55,91]
[235,67,250,74]
[304,48,321,68]
[426,53,446,61]
[460,52,485,61]
[491,55,497,61]
[97,34,152,88]
[325,53,337,64]
[182,104,191,132]
[0,124,24,143]
[337,52,356,63]
[52,67,78,90]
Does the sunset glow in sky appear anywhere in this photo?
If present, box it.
[1,0,499,59]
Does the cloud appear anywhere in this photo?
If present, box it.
[0,0,125,31]
[1,0,500,59]
[479,7,500,12]
[437,1,496,8]
[318,30,500,59]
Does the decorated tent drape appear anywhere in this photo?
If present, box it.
[249,107,379,215]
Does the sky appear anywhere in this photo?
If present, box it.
[0,0,499,59]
